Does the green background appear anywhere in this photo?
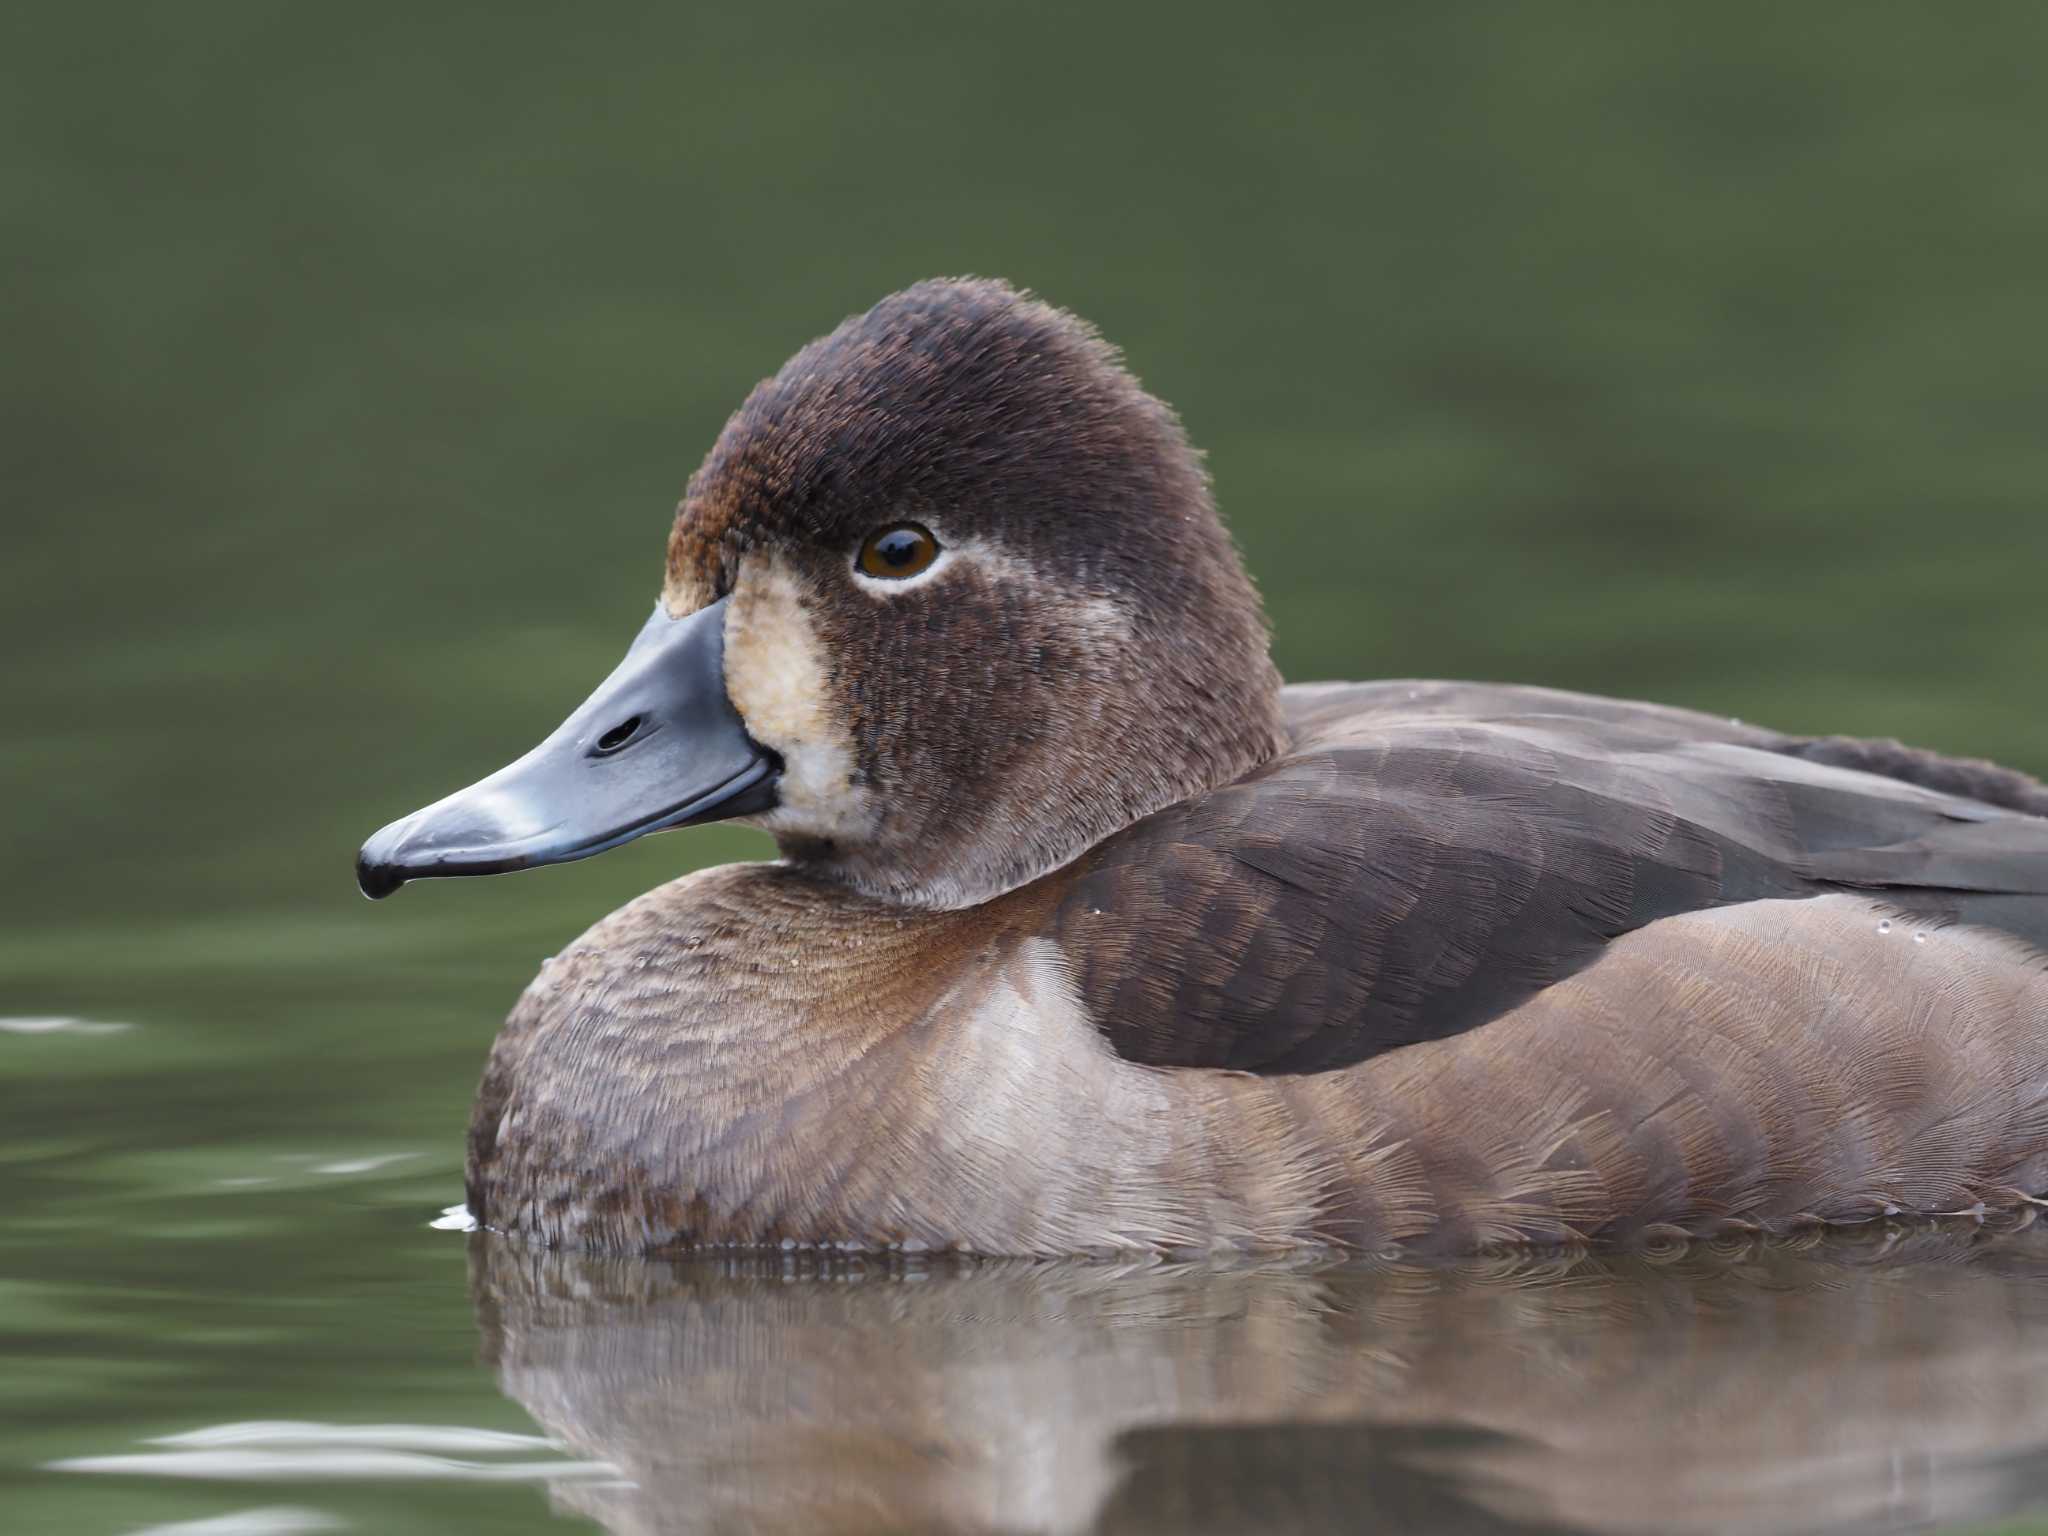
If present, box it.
[4,3,2046,1531]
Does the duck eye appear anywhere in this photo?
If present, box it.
[857,522,941,580]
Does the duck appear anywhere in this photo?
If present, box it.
[358,277,2048,1257]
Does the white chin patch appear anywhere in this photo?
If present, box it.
[722,555,872,841]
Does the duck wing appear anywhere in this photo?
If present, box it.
[1056,682,2048,1073]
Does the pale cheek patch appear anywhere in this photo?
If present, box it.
[723,556,873,841]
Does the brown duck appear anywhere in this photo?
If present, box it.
[358,278,2048,1256]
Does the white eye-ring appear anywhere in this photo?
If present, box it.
[852,522,952,592]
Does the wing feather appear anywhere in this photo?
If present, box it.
[1054,683,2048,1072]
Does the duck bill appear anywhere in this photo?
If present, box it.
[355,597,777,899]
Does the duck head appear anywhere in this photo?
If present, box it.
[357,278,1286,910]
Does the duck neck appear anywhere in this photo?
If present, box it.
[783,616,1289,914]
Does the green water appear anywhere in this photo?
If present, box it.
[7,3,2048,1531]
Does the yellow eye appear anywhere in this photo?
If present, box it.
[857,522,941,580]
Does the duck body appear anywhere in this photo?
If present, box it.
[356,277,2048,1256]
[465,680,2048,1256]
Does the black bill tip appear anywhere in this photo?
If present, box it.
[356,832,411,900]
[357,859,405,901]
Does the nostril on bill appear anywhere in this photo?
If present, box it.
[594,715,644,755]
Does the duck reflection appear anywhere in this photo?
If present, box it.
[470,1225,2048,1535]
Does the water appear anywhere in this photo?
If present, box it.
[19,1152,2048,1536]
[10,3,2048,1532]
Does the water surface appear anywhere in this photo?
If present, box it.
[16,1105,2048,1536]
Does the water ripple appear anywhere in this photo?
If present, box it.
[50,1420,620,1486]
[126,1508,346,1536]
[1,1015,131,1036]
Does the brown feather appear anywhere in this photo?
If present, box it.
[468,863,2048,1256]
[1048,683,2048,1073]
